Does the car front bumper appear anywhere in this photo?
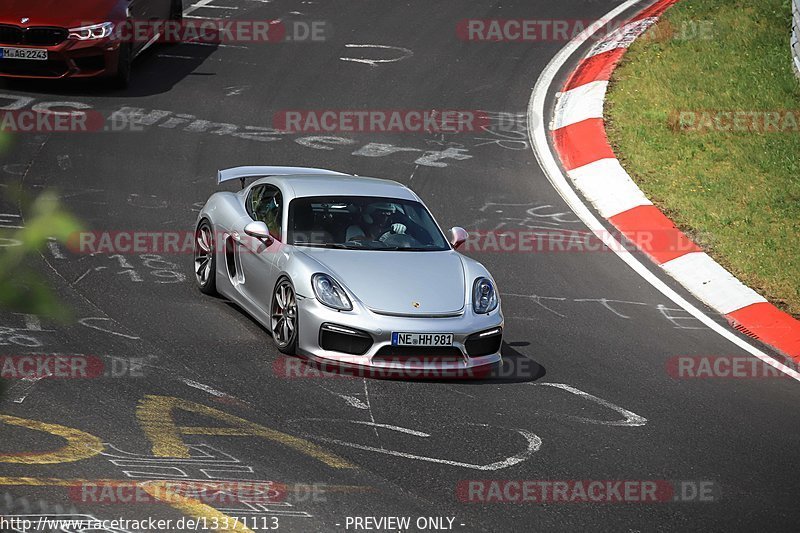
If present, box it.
[0,37,122,80]
[295,294,504,378]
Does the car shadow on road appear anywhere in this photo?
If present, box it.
[0,42,218,98]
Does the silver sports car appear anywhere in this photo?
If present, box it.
[194,166,503,377]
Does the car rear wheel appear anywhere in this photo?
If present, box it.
[271,278,298,354]
[194,221,217,295]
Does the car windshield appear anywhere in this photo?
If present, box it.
[288,196,451,251]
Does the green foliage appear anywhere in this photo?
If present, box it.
[0,190,82,320]
[606,0,800,315]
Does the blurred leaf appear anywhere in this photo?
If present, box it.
[0,190,82,320]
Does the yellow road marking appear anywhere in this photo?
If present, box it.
[0,414,103,464]
[136,395,355,469]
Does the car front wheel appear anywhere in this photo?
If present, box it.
[194,221,217,295]
[110,42,132,89]
[271,278,298,354]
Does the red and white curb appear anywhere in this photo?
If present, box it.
[549,0,800,362]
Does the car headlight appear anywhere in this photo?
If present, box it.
[312,273,353,311]
[68,22,115,41]
[473,277,498,314]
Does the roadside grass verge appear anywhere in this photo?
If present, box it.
[605,0,800,316]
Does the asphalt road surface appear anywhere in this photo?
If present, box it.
[1,1,799,532]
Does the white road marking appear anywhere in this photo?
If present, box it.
[2,163,27,175]
[156,54,198,60]
[56,154,71,170]
[19,314,43,331]
[223,84,251,96]
[47,238,65,259]
[536,383,647,427]
[186,41,248,49]
[304,419,430,437]
[180,378,253,407]
[311,425,542,471]
[339,395,369,409]
[181,378,227,397]
[315,384,369,410]
[78,317,140,340]
[527,0,800,382]
[362,379,381,441]
[73,269,92,284]
[184,0,220,16]
[0,213,23,229]
[340,44,413,67]
[8,376,44,404]
[190,3,238,9]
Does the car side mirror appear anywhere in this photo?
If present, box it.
[244,221,273,243]
[449,226,468,250]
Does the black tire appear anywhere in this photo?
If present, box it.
[270,278,298,354]
[163,0,183,45]
[170,0,184,22]
[110,42,132,89]
[194,220,217,295]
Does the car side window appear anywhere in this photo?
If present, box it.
[248,185,283,239]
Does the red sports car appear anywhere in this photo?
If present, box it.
[0,0,182,87]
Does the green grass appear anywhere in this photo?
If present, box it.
[605,0,800,317]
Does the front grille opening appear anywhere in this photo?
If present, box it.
[0,25,67,46]
[465,327,503,357]
[74,55,106,72]
[24,27,68,46]
[0,25,23,45]
[0,59,68,77]
[372,346,465,365]
[319,323,373,355]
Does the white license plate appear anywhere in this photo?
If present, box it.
[392,332,454,347]
[0,47,48,61]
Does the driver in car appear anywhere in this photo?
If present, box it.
[369,203,408,241]
[346,202,407,242]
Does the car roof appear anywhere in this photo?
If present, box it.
[256,174,419,201]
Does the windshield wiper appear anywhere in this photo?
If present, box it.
[295,242,441,251]
[293,242,356,249]
[379,246,440,251]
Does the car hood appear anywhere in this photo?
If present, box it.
[299,249,466,316]
[0,0,122,28]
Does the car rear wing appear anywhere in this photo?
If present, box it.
[217,166,350,189]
